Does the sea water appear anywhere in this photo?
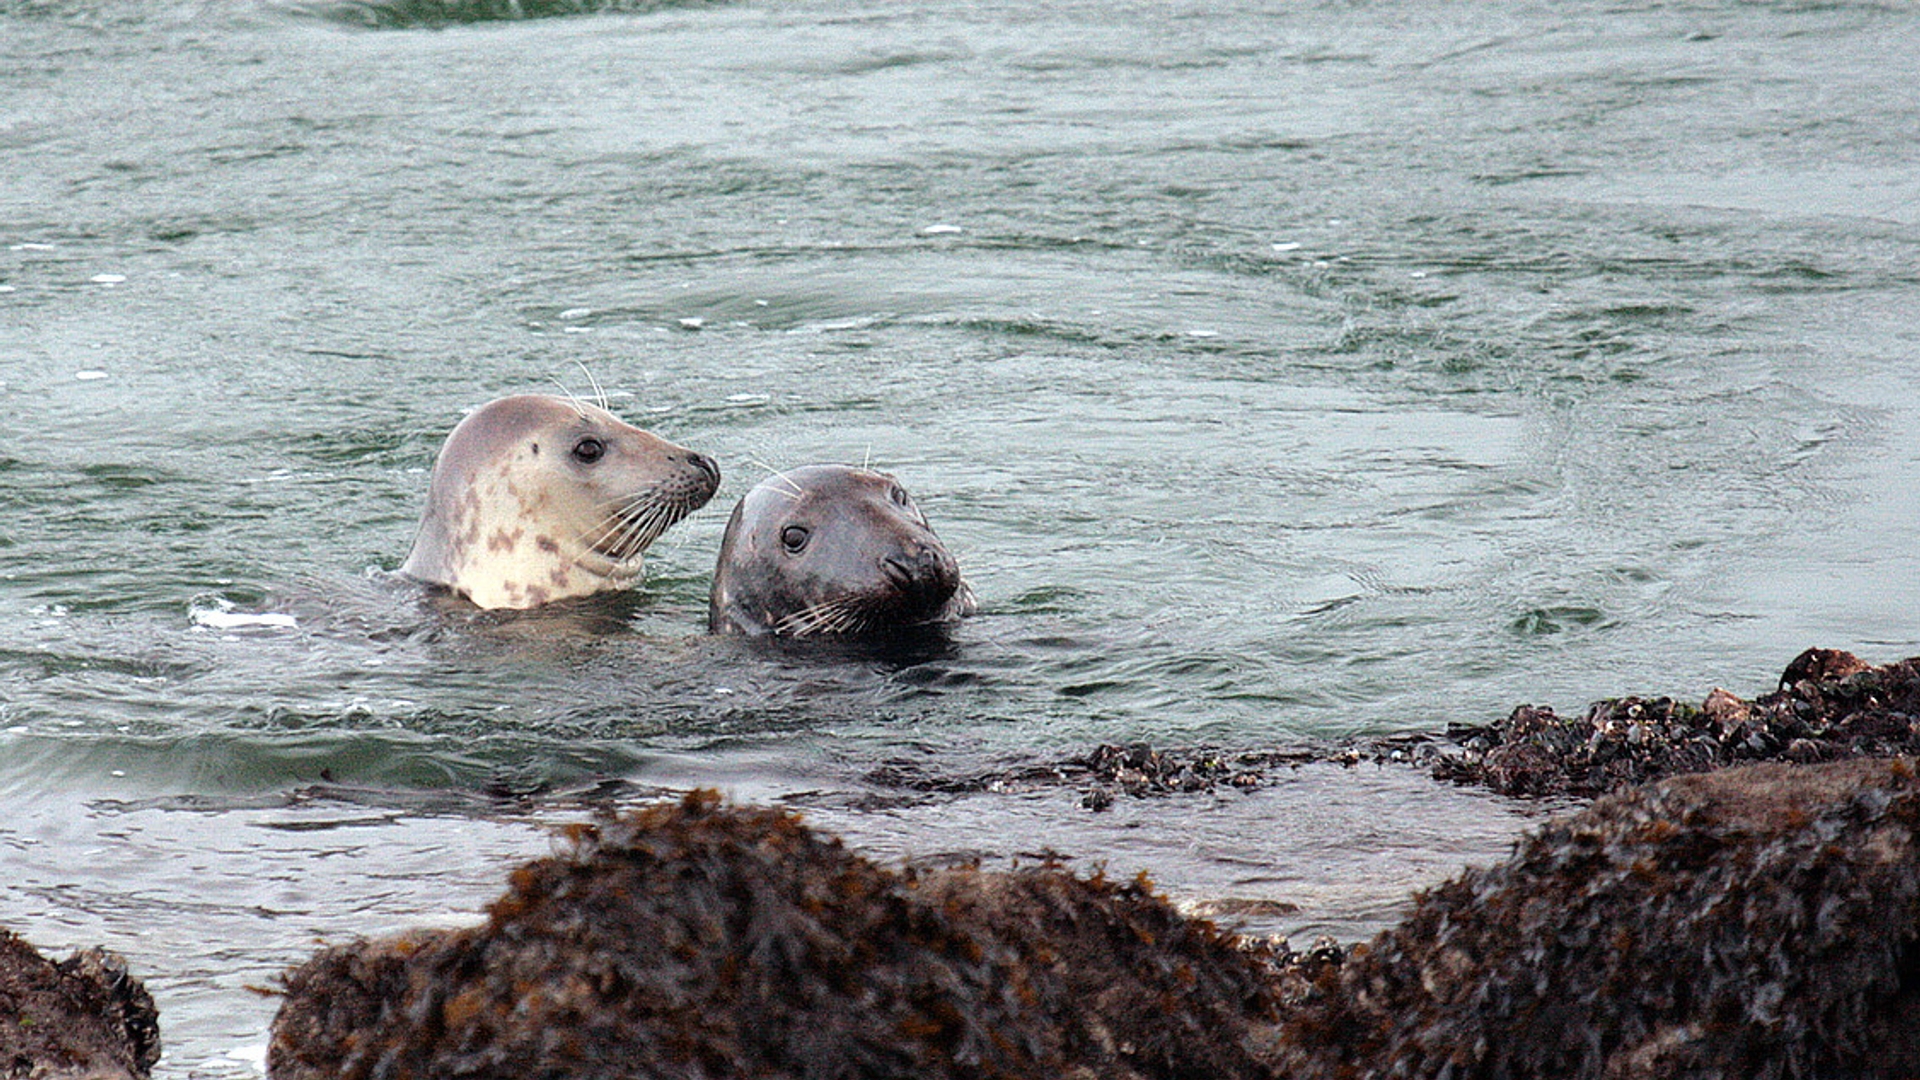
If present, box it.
[3,0,1918,1073]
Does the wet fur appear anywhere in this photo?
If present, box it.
[709,465,974,637]
[403,394,718,609]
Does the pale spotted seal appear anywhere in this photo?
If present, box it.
[402,394,720,609]
[708,465,975,636]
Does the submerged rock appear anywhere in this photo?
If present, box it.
[1275,757,1920,1079]
[0,929,160,1080]
[268,790,1286,1080]
[1433,648,1920,797]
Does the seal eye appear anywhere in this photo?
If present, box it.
[780,525,810,554]
[571,437,605,465]
[889,485,911,508]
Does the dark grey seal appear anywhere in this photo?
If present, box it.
[708,465,975,636]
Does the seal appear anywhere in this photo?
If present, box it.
[402,394,720,609]
[708,464,975,636]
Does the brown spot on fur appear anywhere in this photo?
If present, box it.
[488,528,523,553]
[537,535,560,554]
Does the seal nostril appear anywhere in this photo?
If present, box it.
[882,556,915,589]
[686,452,721,486]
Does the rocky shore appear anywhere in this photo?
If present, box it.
[0,928,159,1080]
[262,754,1920,1079]
[1430,647,1920,797]
[12,647,1920,1077]
[268,790,1291,1080]
[886,647,1920,807]
[1274,756,1920,1079]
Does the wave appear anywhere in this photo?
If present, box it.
[293,0,725,28]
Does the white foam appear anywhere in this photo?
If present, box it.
[225,1043,269,1074]
[188,598,298,632]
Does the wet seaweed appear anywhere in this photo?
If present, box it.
[0,930,160,1080]
[1274,758,1920,1079]
[1431,647,1920,797]
[268,790,1288,1079]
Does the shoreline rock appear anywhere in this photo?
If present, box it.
[0,930,159,1080]
[268,790,1292,1080]
[32,645,1920,1077]
[267,756,1920,1077]
[1430,647,1920,797]
[1274,756,1920,1078]
[860,647,1920,806]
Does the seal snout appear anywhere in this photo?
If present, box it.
[881,542,959,607]
[683,451,721,488]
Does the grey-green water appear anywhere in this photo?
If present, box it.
[4,0,1919,1073]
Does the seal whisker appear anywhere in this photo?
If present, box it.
[746,458,806,501]
[772,599,832,636]
[545,375,592,420]
[583,498,669,564]
[573,486,698,568]
[774,595,873,637]
[574,361,609,413]
[774,603,833,636]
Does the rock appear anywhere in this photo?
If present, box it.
[0,929,160,1080]
[1432,649,1920,797]
[1273,757,1920,1079]
[1779,646,1873,688]
[268,790,1287,1080]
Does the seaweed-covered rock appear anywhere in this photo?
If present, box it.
[267,790,1285,1080]
[1433,648,1920,796]
[1275,757,1920,1079]
[0,929,160,1080]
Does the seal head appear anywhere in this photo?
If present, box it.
[402,394,720,609]
[709,465,975,637]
